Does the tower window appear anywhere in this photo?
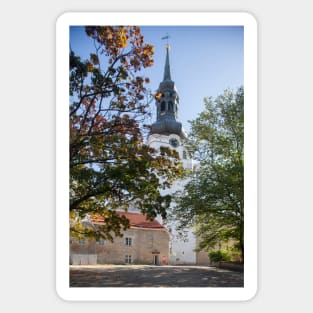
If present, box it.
[168,101,173,112]
[161,101,166,112]
[183,150,187,159]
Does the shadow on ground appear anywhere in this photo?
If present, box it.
[70,265,244,287]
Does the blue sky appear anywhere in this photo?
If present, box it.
[70,26,243,133]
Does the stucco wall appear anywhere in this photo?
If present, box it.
[148,133,197,265]
[70,227,169,265]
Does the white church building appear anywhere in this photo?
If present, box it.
[147,44,200,265]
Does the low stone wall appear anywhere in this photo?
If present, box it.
[217,261,244,272]
[71,254,97,265]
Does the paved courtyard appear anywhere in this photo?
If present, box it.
[70,265,243,287]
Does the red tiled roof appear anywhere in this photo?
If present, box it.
[91,211,165,230]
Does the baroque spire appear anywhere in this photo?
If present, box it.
[150,41,186,139]
[163,45,172,81]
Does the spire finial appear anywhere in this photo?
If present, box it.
[161,33,170,46]
[161,34,172,81]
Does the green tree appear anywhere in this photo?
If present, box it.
[70,26,183,241]
[172,87,244,261]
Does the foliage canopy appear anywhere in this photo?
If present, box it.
[172,87,244,261]
[70,26,183,241]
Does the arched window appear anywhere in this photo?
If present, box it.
[168,101,173,112]
[161,101,166,112]
[183,150,187,159]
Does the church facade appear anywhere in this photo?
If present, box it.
[148,44,209,265]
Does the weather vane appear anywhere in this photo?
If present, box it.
[161,33,170,49]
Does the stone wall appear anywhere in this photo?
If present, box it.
[71,254,97,265]
[70,238,97,265]
[70,227,170,265]
[217,261,244,272]
[196,250,211,266]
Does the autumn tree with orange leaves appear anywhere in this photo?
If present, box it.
[70,26,183,241]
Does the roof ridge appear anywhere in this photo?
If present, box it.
[90,211,165,230]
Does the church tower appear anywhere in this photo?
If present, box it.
[148,43,196,265]
[150,44,186,139]
[148,44,193,170]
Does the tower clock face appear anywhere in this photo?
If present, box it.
[169,138,179,148]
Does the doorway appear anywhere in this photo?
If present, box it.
[153,255,159,265]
